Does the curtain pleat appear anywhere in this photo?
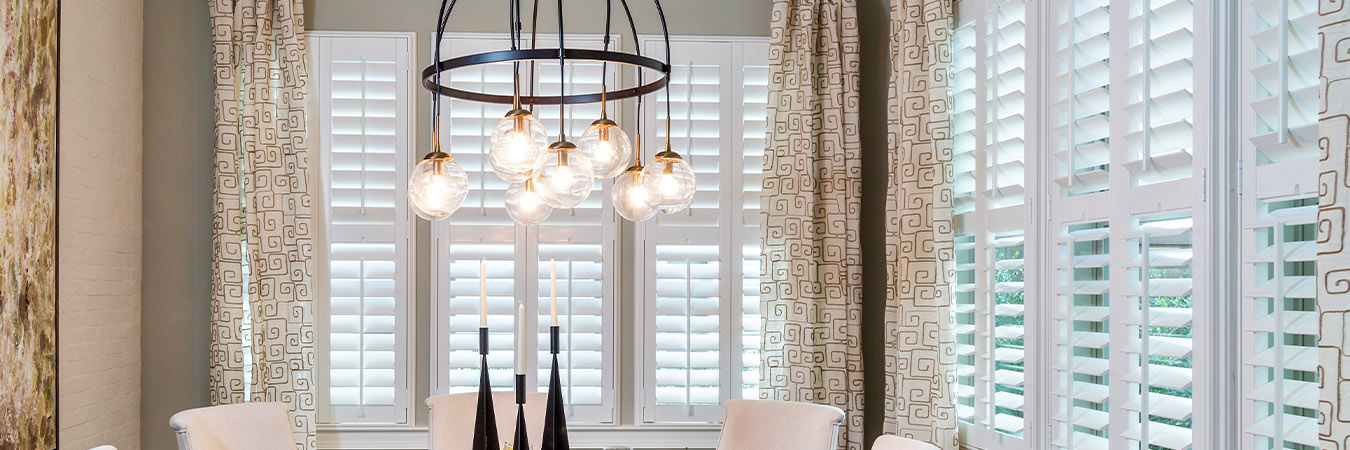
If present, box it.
[883,1,957,449]
[759,0,864,449]
[1318,2,1350,448]
[209,1,316,449]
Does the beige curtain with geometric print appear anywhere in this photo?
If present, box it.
[883,0,957,448]
[1319,1,1350,448]
[759,0,864,449]
[209,1,316,449]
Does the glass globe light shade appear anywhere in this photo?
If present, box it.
[489,109,548,182]
[640,150,697,214]
[407,152,470,221]
[505,179,553,225]
[612,166,658,222]
[578,118,633,179]
[532,140,595,208]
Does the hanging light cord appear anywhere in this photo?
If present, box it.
[432,0,459,153]
[653,0,672,148]
[557,0,566,140]
[600,0,612,114]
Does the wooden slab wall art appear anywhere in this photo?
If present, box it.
[0,0,58,449]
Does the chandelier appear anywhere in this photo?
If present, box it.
[408,0,695,224]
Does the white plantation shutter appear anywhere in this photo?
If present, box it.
[1239,0,1320,448]
[532,36,617,421]
[1051,0,1112,197]
[313,33,415,424]
[1045,0,1214,448]
[431,34,619,424]
[638,37,768,423]
[738,42,769,402]
[951,1,1035,447]
[1050,222,1112,449]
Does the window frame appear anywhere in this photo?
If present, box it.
[311,30,421,427]
[311,31,766,448]
[631,34,770,425]
[954,1,1312,449]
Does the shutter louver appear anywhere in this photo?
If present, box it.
[1239,0,1320,447]
[315,34,414,424]
[952,2,1033,447]
[1122,0,1196,187]
[1047,0,1213,447]
[1051,223,1111,450]
[433,35,619,424]
[1052,0,1112,196]
[1122,216,1196,450]
[640,38,767,423]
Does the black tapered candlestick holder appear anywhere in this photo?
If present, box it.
[472,327,501,450]
[514,373,530,450]
[541,325,569,450]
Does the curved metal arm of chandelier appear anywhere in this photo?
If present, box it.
[422,0,673,106]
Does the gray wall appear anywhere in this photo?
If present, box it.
[141,0,213,449]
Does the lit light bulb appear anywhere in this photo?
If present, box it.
[640,149,696,214]
[612,166,657,222]
[532,140,594,208]
[550,164,574,192]
[658,170,682,196]
[408,152,469,221]
[578,118,633,179]
[489,109,548,182]
[505,179,552,225]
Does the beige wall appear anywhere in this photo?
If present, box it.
[59,0,145,449]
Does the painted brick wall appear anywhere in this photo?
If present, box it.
[58,0,144,449]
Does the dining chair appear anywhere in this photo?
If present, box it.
[872,435,940,450]
[427,391,548,450]
[715,399,846,450]
[169,402,295,450]
[89,446,117,450]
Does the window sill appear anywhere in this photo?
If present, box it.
[318,424,721,450]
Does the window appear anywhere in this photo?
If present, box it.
[956,0,1317,449]
[408,33,770,428]
[430,34,619,424]
[1238,0,1319,448]
[312,32,417,424]
[636,37,769,424]
[312,32,768,436]
[951,0,1035,447]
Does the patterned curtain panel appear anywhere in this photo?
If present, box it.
[883,1,957,449]
[1320,2,1350,448]
[759,0,864,449]
[209,1,316,449]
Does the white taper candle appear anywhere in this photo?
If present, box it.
[479,259,487,328]
[516,302,526,374]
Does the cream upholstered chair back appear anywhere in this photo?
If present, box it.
[715,399,846,450]
[872,435,941,450]
[169,402,295,450]
[89,446,118,450]
[427,391,548,450]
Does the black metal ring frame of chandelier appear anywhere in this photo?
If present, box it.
[422,0,674,106]
[419,49,670,105]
